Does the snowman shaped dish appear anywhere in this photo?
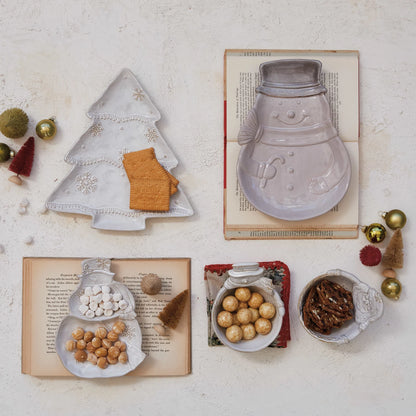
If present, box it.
[56,258,146,378]
[237,59,351,221]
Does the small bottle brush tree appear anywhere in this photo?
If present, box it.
[382,229,404,269]
[8,136,35,185]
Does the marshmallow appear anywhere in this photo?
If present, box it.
[102,286,111,294]
[95,307,104,317]
[102,293,112,302]
[92,285,101,295]
[104,309,114,317]
[103,302,113,310]
[119,300,128,310]
[93,294,103,303]
[112,302,119,311]
[89,301,98,311]
[84,287,93,297]
[80,295,89,305]
[86,310,95,319]
[79,304,89,315]
[113,293,122,302]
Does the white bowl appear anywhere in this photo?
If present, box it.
[298,269,383,345]
[212,280,285,352]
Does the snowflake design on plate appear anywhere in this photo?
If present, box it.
[133,88,145,101]
[88,122,104,136]
[145,127,158,143]
[76,172,98,194]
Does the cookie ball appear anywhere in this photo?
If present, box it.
[118,351,128,364]
[226,325,243,343]
[114,341,126,352]
[217,311,233,328]
[238,301,248,310]
[241,323,256,340]
[65,340,76,352]
[87,352,97,365]
[95,327,107,339]
[102,338,112,349]
[74,350,87,362]
[222,295,238,312]
[97,356,108,369]
[235,287,251,302]
[108,346,120,359]
[71,327,84,341]
[107,355,118,365]
[236,308,252,325]
[91,337,102,348]
[86,342,96,353]
[76,340,87,350]
[95,347,108,358]
[255,318,272,335]
[84,331,94,343]
[112,321,126,334]
[249,307,260,323]
[259,302,276,319]
[107,330,118,342]
[248,292,264,309]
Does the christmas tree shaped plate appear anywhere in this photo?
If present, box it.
[56,258,146,378]
[46,69,193,231]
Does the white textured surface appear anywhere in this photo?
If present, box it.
[0,1,415,415]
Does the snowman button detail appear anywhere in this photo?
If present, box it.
[288,151,294,157]
[287,110,296,119]
[287,184,294,191]
[288,167,294,174]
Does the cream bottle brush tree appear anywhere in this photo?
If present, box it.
[46,69,193,231]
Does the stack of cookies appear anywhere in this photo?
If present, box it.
[123,147,179,212]
[302,279,354,335]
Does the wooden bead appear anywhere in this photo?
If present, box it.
[382,268,397,278]
[84,331,94,343]
[95,347,108,357]
[107,330,119,342]
[71,327,84,341]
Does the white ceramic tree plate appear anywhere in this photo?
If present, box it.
[46,68,193,231]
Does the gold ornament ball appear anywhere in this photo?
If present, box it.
[36,118,57,140]
[225,325,243,343]
[236,308,252,325]
[383,209,407,230]
[217,311,233,328]
[259,302,276,319]
[362,223,386,243]
[0,143,11,162]
[381,278,402,300]
[222,295,239,312]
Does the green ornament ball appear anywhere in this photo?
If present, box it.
[0,142,11,162]
[0,108,29,139]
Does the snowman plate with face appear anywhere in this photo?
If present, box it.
[237,59,351,221]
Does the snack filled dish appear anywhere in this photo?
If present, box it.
[298,269,383,345]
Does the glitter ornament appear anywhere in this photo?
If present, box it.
[0,108,29,138]
[217,311,233,328]
[222,295,239,312]
[362,223,386,243]
[381,278,402,300]
[359,245,382,266]
[382,209,407,230]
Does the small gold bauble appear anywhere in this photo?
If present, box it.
[381,278,402,300]
[382,209,407,230]
[362,223,386,243]
[0,143,11,162]
[36,118,57,140]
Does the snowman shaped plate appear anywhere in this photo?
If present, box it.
[237,59,351,221]
[55,258,146,378]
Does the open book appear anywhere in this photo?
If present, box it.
[22,257,191,376]
[224,49,359,239]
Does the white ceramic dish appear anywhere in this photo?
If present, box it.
[55,258,146,378]
[211,263,285,352]
[298,269,383,345]
[46,68,193,231]
[56,316,146,378]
